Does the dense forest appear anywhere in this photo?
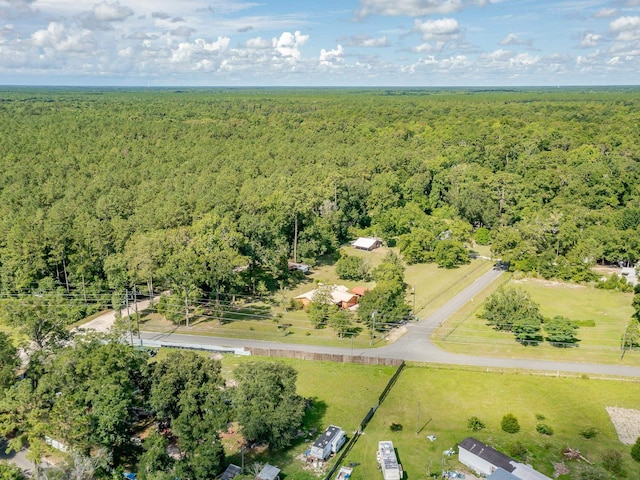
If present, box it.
[1,87,640,309]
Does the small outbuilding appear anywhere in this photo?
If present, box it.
[255,463,280,480]
[309,425,346,460]
[220,464,242,480]
[351,237,382,251]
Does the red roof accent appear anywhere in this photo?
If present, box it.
[350,286,368,297]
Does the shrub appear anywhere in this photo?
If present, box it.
[508,441,527,459]
[579,427,598,439]
[535,413,545,421]
[574,465,609,480]
[501,413,520,434]
[601,449,624,474]
[467,416,486,431]
[390,423,403,432]
[631,436,640,463]
[536,423,553,436]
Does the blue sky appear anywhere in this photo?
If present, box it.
[1,0,639,86]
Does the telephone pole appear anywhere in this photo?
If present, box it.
[370,310,377,345]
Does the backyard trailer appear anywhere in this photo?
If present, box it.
[309,425,346,460]
[377,441,402,480]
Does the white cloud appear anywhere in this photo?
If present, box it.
[347,35,388,47]
[272,31,309,59]
[319,44,344,65]
[414,17,459,41]
[609,16,640,41]
[579,32,602,48]
[170,36,230,63]
[593,8,616,19]
[31,21,93,52]
[246,36,270,49]
[499,33,532,47]
[355,0,494,18]
[92,1,133,22]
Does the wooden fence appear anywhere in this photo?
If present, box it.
[246,347,404,366]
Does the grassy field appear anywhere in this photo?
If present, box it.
[214,355,640,480]
[433,275,640,366]
[137,246,494,348]
[342,365,640,480]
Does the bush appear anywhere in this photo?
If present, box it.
[501,413,520,434]
[536,423,553,436]
[575,464,609,480]
[467,416,486,431]
[390,423,403,432]
[507,441,527,459]
[579,427,599,439]
[601,449,624,474]
[631,436,640,463]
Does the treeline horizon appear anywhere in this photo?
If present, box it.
[1,88,639,302]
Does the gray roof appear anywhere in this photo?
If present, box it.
[256,463,280,480]
[220,464,242,480]
[459,437,515,473]
[487,468,520,480]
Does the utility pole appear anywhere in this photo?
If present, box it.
[370,310,377,345]
[134,286,141,345]
[412,285,416,317]
[416,399,420,435]
[126,289,133,347]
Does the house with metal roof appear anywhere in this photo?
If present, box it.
[458,437,551,480]
[351,237,382,251]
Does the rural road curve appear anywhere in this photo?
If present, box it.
[138,268,640,378]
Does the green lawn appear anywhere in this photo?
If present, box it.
[336,365,640,480]
[434,276,640,366]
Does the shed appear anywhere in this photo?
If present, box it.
[309,425,346,460]
[351,237,382,251]
[255,463,280,480]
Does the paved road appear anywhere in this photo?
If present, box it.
[140,268,640,378]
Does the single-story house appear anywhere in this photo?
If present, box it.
[295,285,359,310]
[459,438,551,480]
[255,463,280,480]
[351,237,382,251]
[220,464,242,480]
[309,425,346,460]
